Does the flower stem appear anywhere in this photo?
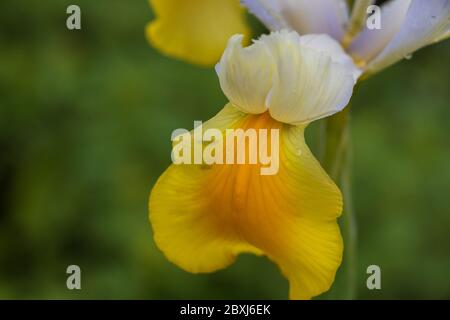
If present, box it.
[322,106,358,299]
[340,147,357,299]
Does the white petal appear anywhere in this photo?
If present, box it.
[216,31,356,124]
[348,0,412,63]
[241,0,350,41]
[216,34,273,114]
[366,0,450,74]
[263,31,355,124]
[299,34,362,81]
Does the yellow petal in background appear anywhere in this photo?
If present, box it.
[146,0,251,66]
[149,104,343,299]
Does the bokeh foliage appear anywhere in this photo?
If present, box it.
[0,0,449,299]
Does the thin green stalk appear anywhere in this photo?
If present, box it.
[341,153,357,299]
[322,105,358,300]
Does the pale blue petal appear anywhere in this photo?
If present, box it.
[348,0,412,64]
[241,0,288,30]
[241,0,349,41]
[280,0,349,41]
[366,0,450,74]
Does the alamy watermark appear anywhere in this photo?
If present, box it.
[367,5,382,30]
[66,265,81,290]
[366,265,381,290]
[66,5,81,30]
[171,121,280,176]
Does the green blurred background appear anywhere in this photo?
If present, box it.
[0,1,449,299]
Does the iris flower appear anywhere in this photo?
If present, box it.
[149,30,358,299]
[146,0,448,299]
[146,0,450,75]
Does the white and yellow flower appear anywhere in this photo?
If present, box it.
[146,0,450,76]
[149,31,357,299]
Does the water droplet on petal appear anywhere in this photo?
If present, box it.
[404,53,413,60]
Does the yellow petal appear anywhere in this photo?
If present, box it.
[146,0,251,66]
[149,104,343,299]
